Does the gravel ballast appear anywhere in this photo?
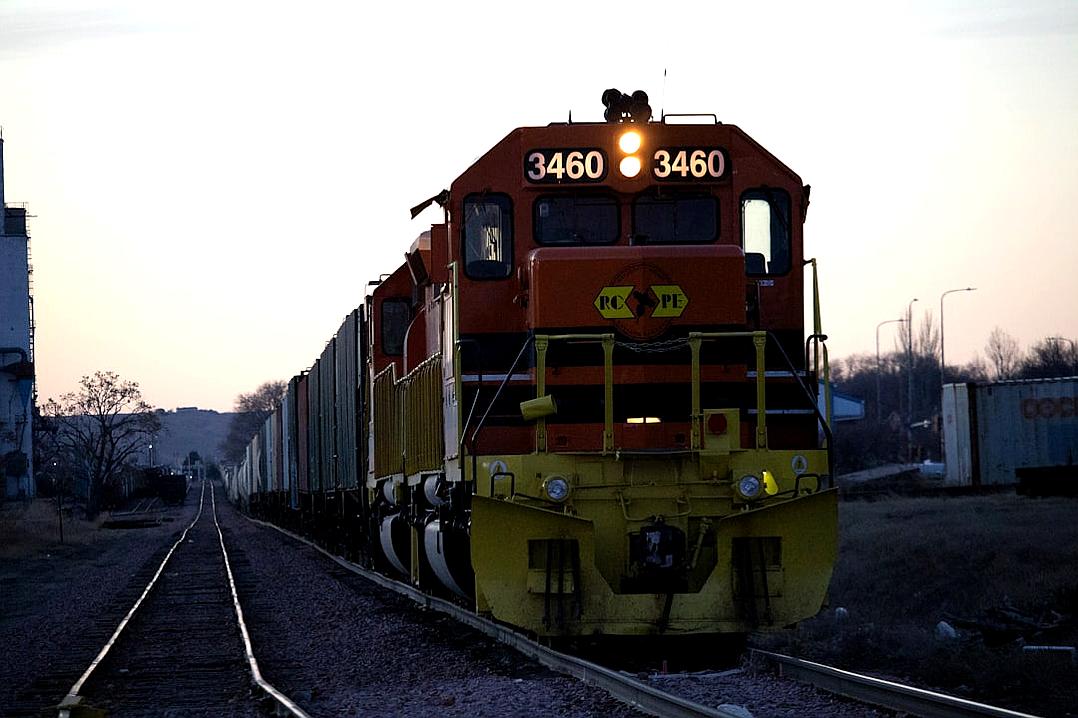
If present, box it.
[218,496,640,717]
[4,486,897,717]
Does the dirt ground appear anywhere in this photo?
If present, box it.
[756,492,1078,718]
[0,497,193,714]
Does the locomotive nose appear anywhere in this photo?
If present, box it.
[524,245,747,338]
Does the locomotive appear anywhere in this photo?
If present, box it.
[226,90,838,638]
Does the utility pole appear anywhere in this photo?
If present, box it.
[940,287,977,385]
[939,287,977,462]
[876,318,906,425]
[907,298,918,462]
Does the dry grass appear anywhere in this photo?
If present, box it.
[0,498,106,559]
[756,494,1078,716]
[835,495,1078,621]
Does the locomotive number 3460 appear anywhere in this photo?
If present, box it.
[653,148,727,180]
[526,149,606,183]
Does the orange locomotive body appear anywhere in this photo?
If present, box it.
[237,91,837,638]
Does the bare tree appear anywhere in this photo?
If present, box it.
[219,380,286,464]
[42,371,161,516]
[916,311,940,360]
[958,355,990,383]
[985,327,1021,380]
[896,310,940,359]
[1020,337,1077,379]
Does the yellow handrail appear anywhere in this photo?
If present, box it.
[534,330,771,454]
[807,257,832,440]
[534,334,615,453]
[688,331,769,450]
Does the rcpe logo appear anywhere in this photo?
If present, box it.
[593,263,689,340]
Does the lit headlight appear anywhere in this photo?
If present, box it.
[737,474,762,500]
[618,130,642,153]
[619,155,642,178]
[542,475,570,502]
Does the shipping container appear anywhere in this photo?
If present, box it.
[307,359,321,492]
[251,431,262,499]
[335,310,359,489]
[297,373,310,494]
[262,414,273,495]
[274,407,284,494]
[285,375,300,508]
[943,377,1078,487]
[319,339,337,491]
[281,388,292,495]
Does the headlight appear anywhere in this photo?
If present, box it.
[542,475,570,502]
[618,130,642,153]
[619,155,642,178]
[737,474,762,500]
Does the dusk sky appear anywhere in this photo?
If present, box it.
[2,0,1076,412]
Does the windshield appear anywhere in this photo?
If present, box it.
[534,195,618,245]
[633,195,718,244]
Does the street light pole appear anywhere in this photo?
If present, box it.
[876,318,906,424]
[907,298,918,462]
[940,287,977,385]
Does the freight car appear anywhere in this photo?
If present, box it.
[943,377,1078,494]
[226,91,838,638]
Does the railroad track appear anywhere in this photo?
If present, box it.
[56,481,308,718]
[251,516,1042,718]
[752,651,1039,718]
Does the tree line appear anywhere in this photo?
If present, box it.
[831,317,1076,472]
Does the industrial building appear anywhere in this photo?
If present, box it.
[1,137,35,499]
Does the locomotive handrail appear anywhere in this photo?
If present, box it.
[805,257,833,447]
[455,337,485,432]
[698,327,832,487]
[686,330,834,488]
[534,333,616,453]
[466,334,535,452]
[530,330,833,483]
[805,333,833,436]
[687,331,769,450]
[764,333,835,489]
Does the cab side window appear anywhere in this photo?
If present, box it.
[741,189,791,275]
[381,299,410,356]
[463,194,513,279]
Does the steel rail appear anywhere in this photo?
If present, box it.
[248,516,745,718]
[212,485,311,718]
[752,650,1040,718]
[57,482,208,717]
[57,482,308,718]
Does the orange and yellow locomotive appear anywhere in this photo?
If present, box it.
[231,90,837,638]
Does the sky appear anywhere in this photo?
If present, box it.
[1,0,1076,412]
